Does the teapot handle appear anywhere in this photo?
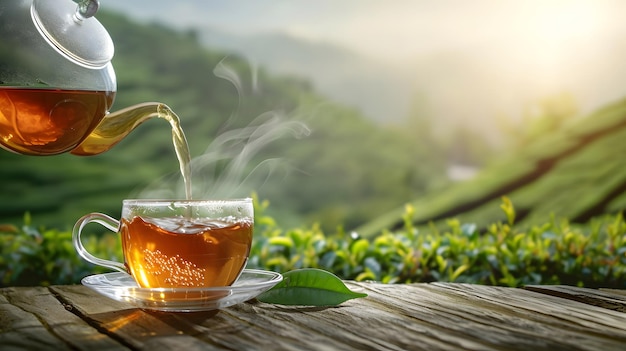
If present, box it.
[72,213,127,273]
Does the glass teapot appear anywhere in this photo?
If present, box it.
[0,0,172,156]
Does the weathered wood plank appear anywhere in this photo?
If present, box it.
[431,283,626,331]
[30,282,626,351]
[601,288,626,297]
[357,282,626,351]
[2,286,128,351]
[52,285,384,351]
[525,285,626,312]
[0,288,72,350]
[50,285,216,351]
[203,300,410,351]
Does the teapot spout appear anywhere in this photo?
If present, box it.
[72,101,193,199]
[71,102,184,156]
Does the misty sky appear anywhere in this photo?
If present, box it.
[103,0,626,63]
[100,0,626,137]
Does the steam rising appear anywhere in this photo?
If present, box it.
[136,58,311,200]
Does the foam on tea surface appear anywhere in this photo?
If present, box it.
[121,216,252,288]
[148,217,235,234]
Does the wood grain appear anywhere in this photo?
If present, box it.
[525,285,626,312]
[0,289,73,350]
[3,282,626,351]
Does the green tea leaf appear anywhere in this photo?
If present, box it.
[268,236,294,248]
[257,268,367,306]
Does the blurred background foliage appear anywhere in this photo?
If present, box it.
[1,6,626,288]
[1,9,624,235]
[0,10,458,232]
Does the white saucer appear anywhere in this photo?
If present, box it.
[81,269,283,312]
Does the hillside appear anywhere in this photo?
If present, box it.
[0,10,445,231]
[197,27,626,147]
[358,98,626,237]
[200,28,413,124]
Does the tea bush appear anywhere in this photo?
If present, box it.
[0,213,121,287]
[1,197,625,288]
[248,197,626,288]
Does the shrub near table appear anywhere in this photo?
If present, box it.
[0,213,121,287]
[248,197,626,288]
[1,197,625,288]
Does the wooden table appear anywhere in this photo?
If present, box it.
[2,282,626,350]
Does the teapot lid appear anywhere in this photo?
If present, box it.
[31,0,113,69]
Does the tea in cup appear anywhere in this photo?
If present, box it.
[73,198,253,289]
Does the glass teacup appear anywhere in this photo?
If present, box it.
[73,198,253,289]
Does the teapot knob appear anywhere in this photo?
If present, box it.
[75,0,99,21]
[31,0,113,68]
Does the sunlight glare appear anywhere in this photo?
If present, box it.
[519,1,605,70]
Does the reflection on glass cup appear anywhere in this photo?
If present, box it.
[73,198,253,289]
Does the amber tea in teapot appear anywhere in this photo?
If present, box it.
[0,87,114,155]
[0,0,181,158]
[0,0,196,196]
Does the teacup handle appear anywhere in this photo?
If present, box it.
[72,213,127,273]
